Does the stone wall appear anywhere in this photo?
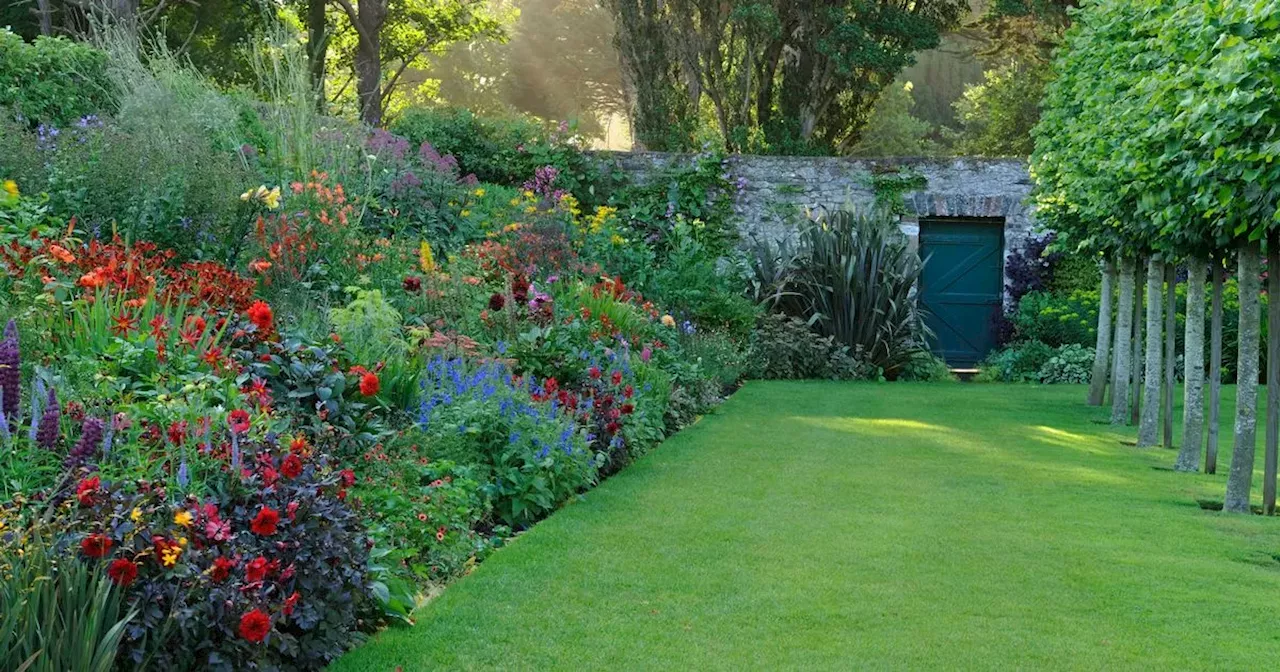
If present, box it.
[597,152,1038,271]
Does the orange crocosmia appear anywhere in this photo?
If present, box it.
[111,311,138,336]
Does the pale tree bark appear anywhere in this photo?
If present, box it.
[1206,259,1225,474]
[1088,258,1116,406]
[1163,263,1177,447]
[1225,245,1261,513]
[1111,257,1136,425]
[36,0,54,35]
[1176,258,1206,472]
[1138,257,1164,447]
[1266,235,1280,514]
[1131,261,1146,425]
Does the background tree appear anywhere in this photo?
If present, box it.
[602,0,966,154]
[328,0,503,126]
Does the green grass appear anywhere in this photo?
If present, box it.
[335,382,1280,670]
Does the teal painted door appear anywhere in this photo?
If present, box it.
[918,218,1004,367]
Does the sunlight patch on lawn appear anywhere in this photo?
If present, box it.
[1029,425,1111,455]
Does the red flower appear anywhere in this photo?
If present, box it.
[282,591,301,616]
[107,558,138,586]
[436,526,447,541]
[623,385,634,399]
[611,370,622,385]
[81,533,113,558]
[250,507,280,536]
[281,453,303,479]
[286,500,300,521]
[261,466,279,487]
[403,275,422,292]
[228,409,250,434]
[289,435,309,454]
[238,609,271,643]
[245,555,269,583]
[167,420,186,446]
[359,371,380,396]
[339,469,356,487]
[246,300,274,332]
[588,366,601,380]
[211,556,236,582]
[488,292,506,311]
[76,476,101,507]
[621,403,635,415]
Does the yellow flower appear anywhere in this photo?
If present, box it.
[174,510,194,527]
[524,206,537,214]
[509,198,521,207]
[240,188,254,201]
[2,179,17,198]
[461,210,471,217]
[661,315,676,328]
[419,241,436,273]
[160,546,182,568]
[473,188,486,197]
[610,234,625,246]
[262,186,281,209]
[131,508,143,523]
[178,536,189,547]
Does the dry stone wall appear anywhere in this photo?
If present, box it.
[598,152,1039,280]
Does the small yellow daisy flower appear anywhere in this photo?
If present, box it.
[174,510,194,527]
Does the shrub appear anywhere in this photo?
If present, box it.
[787,208,932,380]
[1011,289,1098,347]
[1038,343,1095,384]
[977,340,1056,383]
[59,439,371,670]
[416,358,598,528]
[0,30,115,127]
[746,313,869,380]
[362,129,479,249]
[898,351,956,382]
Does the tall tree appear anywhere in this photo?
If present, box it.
[1086,259,1115,406]
[1225,246,1261,513]
[1137,257,1162,446]
[329,0,503,126]
[1175,259,1206,471]
[602,0,967,153]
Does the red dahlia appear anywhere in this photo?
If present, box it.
[281,453,303,479]
[211,556,236,582]
[246,300,274,332]
[359,371,380,396]
[250,507,280,536]
[238,609,271,643]
[245,555,269,583]
[81,533,113,558]
[107,558,138,586]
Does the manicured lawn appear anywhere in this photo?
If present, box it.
[335,382,1280,670]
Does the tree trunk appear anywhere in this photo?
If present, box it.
[1111,258,1136,425]
[1131,260,1146,425]
[354,29,382,126]
[1207,259,1225,474]
[36,0,53,35]
[1163,263,1177,448]
[308,0,328,113]
[1138,257,1163,447]
[1225,245,1261,513]
[1266,235,1280,514]
[1176,258,1206,471]
[1088,258,1115,406]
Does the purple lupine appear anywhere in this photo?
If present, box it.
[0,319,18,430]
[35,388,59,451]
[65,416,104,471]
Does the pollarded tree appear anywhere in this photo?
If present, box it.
[1129,0,1280,510]
[1030,0,1169,426]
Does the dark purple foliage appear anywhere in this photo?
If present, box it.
[998,233,1063,345]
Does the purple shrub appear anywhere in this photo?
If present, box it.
[65,416,104,471]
